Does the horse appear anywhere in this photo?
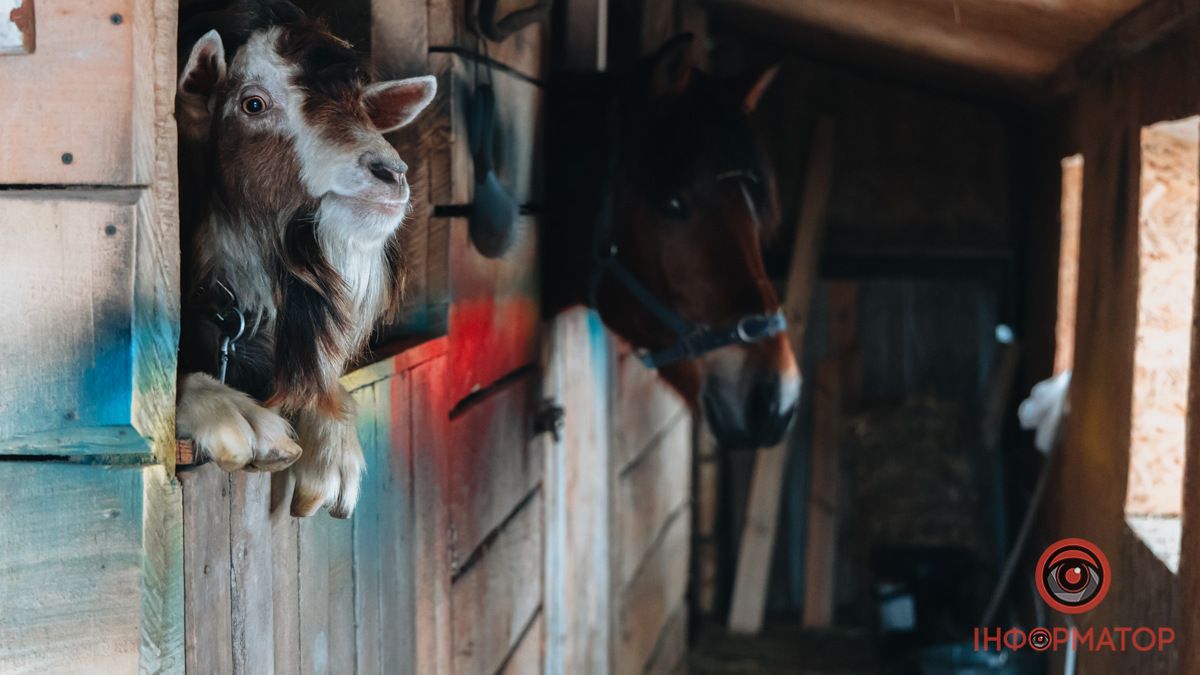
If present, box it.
[175,0,436,517]
[543,34,800,448]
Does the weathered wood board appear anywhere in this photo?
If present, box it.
[0,0,159,184]
[450,490,544,675]
[543,308,613,675]
[615,507,690,675]
[447,370,543,568]
[0,191,171,461]
[0,464,183,674]
[618,416,692,586]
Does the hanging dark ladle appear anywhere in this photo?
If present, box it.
[467,82,519,258]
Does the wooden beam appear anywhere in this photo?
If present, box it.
[1048,0,1200,96]
[727,116,835,634]
[801,359,841,628]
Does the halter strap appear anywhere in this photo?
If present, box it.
[586,173,787,369]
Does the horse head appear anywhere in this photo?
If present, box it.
[548,35,800,448]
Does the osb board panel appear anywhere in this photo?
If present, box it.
[710,0,1145,78]
[450,490,544,675]
[615,508,689,675]
[0,0,148,184]
[0,191,148,455]
[447,372,543,568]
[445,215,541,403]
[617,415,691,587]
[0,464,183,674]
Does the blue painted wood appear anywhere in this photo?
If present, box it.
[0,463,183,673]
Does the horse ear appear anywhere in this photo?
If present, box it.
[647,33,695,98]
[178,30,227,137]
[741,64,780,113]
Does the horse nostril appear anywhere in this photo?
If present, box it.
[368,160,402,186]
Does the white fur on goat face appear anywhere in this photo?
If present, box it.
[227,30,404,246]
[187,27,441,246]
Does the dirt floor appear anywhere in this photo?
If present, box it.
[684,625,879,675]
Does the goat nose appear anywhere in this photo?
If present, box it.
[367,159,405,186]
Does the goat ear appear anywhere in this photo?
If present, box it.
[178,30,226,135]
[180,30,226,100]
[741,64,780,113]
[365,76,438,133]
[647,33,695,98]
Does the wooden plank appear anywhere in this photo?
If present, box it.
[352,374,417,675]
[614,347,687,471]
[0,464,174,674]
[727,116,835,635]
[801,360,842,628]
[131,0,182,470]
[370,0,442,339]
[1049,0,1200,95]
[497,611,544,675]
[0,192,143,456]
[617,416,692,586]
[230,473,275,675]
[692,423,720,617]
[558,0,608,70]
[140,464,186,674]
[643,604,687,675]
[445,215,542,405]
[447,371,543,568]
[543,307,612,675]
[270,474,302,675]
[180,464,234,675]
[353,383,384,675]
[380,373,416,674]
[615,509,689,675]
[298,510,356,675]
[450,491,544,675]
[412,356,453,675]
[0,0,147,184]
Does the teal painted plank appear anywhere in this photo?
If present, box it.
[0,463,183,674]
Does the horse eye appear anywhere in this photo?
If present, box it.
[241,95,268,115]
[662,195,690,220]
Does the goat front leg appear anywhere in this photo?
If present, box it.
[289,384,366,519]
[177,372,302,472]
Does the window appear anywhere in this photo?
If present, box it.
[1055,154,1083,375]
[1125,117,1199,573]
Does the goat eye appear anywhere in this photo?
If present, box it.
[241,95,268,115]
[662,195,690,220]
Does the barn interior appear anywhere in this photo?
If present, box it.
[1,0,1198,674]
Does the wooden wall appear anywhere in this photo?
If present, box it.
[174,2,695,675]
[0,0,184,670]
[1020,13,1200,675]
[0,1,695,674]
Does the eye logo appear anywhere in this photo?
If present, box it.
[1035,538,1110,614]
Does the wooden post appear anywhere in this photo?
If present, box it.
[801,359,842,627]
[727,116,835,634]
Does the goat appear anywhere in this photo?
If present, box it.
[175,0,435,518]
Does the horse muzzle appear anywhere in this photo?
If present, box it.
[702,368,799,448]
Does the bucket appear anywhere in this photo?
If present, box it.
[919,644,1045,675]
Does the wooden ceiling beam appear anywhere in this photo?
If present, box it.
[1047,0,1200,96]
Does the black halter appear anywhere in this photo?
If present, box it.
[586,177,787,369]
